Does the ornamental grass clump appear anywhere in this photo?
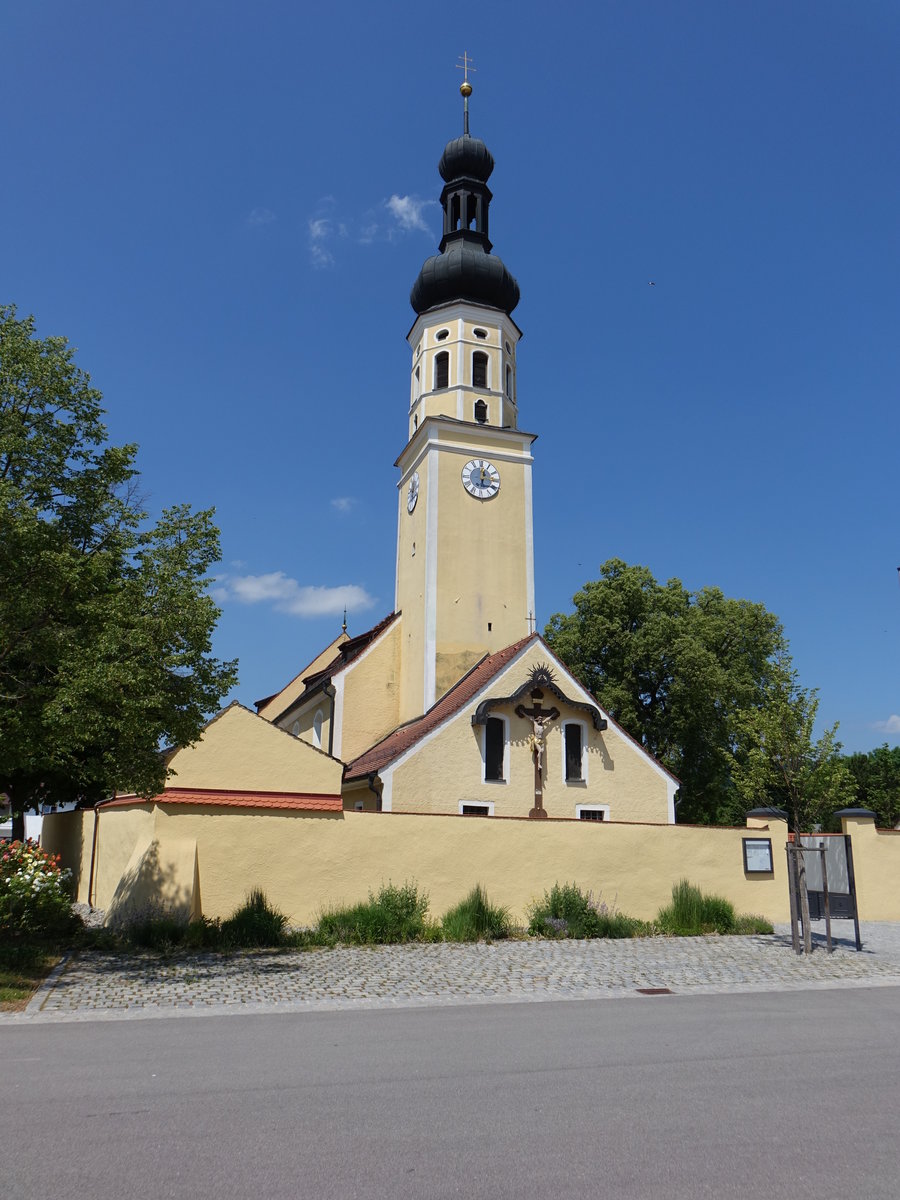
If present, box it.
[316,881,429,945]
[221,888,289,948]
[0,840,79,941]
[655,880,737,936]
[527,882,642,939]
[441,884,511,942]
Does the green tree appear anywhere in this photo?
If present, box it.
[544,559,788,824]
[0,305,238,840]
[845,744,900,828]
[732,658,856,834]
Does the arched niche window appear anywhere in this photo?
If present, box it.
[313,709,324,750]
[435,351,449,390]
[472,351,488,389]
[474,398,488,424]
[483,715,508,783]
[505,365,513,399]
[414,366,420,398]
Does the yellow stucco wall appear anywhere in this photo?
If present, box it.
[167,703,342,795]
[338,619,402,763]
[385,641,673,822]
[838,814,900,920]
[432,429,532,693]
[46,805,795,926]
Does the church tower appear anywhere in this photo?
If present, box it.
[396,72,536,721]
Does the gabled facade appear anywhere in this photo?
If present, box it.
[343,636,677,822]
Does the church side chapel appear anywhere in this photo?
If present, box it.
[252,70,678,826]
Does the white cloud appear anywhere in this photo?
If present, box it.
[217,571,375,619]
[331,496,356,513]
[304,193,433,264]
[307,216,331,267]
[385,194,431,233]
[874,714,900,734]
[247,207,276,227]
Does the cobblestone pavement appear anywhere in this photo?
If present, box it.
[5,922,900,1024]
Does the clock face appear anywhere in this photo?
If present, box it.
[461,458,500,499]
[406,471,420,513]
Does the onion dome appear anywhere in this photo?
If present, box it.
[411,241,519,315]
[438,135,494,184]
[410,88,519,317]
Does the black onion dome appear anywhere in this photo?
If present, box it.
[439,135,494,183]
[411,241,520,315]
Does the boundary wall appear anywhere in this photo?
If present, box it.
[43,804,798,927]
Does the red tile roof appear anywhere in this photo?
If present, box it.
[344,635,536,780]
[103,787,342,812]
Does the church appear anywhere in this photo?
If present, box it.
[160,75,678,829]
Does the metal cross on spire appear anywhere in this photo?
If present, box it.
[456,51,476,135]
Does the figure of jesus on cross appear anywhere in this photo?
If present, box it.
[515,690,560,818]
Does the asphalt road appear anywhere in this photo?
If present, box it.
[3,988,899,1199]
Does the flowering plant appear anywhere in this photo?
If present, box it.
[0,839,75,938]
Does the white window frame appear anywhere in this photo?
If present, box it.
[458,800,495,816]
[576,804,610,822]
[481,714,510,784]
[562,720,589,785]
[312,709,324,749]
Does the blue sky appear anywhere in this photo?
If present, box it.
[3,1,898,751]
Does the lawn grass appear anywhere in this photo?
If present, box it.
[0,945,62,1011]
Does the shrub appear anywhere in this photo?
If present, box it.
[317,881,429,944]
[221,889,288,948]
[527,882,642,939]
[656,880,737,936]
[127,914,190,952]
[0,840,79,940]
[734,913,774,935]
[441,885,511,942]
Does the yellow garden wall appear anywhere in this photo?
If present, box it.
[45,806,793,926]
[838,814,900,921]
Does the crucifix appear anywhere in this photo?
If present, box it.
[515,689,560,818]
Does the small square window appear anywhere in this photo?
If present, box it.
[459,801,494,816]
[576,804,610,822]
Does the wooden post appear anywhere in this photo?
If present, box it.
[786,843,801,955]
[820,845,832,953]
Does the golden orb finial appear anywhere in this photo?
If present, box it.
[460,80,473,98]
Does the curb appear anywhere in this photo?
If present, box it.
[24,952,72,1016]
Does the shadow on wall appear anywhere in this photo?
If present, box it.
[105,834,200,928]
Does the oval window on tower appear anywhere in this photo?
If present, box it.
[473,327,488,339]
[435,328,450,342]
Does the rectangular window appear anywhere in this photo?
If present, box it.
[460,802,492,817]
[576,804,610,822]
[484,716,505,781]
[565,723,583,781]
